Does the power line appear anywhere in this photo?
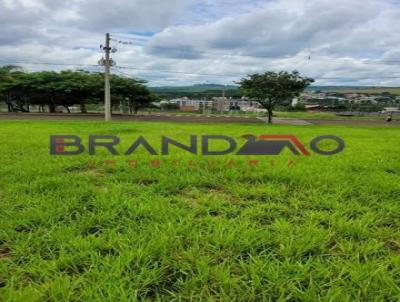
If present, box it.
[115,65,239,77]
[110,35,400,64]
[115,65,400,80]
[1,60,400,81]
[112,68,134,78]
[103,33,112,121]
[0,60,100,68]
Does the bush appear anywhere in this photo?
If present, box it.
[290,103,307,111]
[160,103,179,111]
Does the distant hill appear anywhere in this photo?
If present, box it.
[150,84,240,99]
[149,84,400,98]
[150,84,238,93]
[306,86,400,94]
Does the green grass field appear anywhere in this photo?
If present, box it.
[154,111,398,121]
[148,111,400,121]
[273,111,400,120]
[0,120,399,301]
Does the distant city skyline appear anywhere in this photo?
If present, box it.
[1,0,400,86]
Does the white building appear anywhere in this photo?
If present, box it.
[169,96,260,112]
[169,97,213,110]
[383,107,400,113]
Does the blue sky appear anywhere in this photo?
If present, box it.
[1,0,400,86]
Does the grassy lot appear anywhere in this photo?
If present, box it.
[0,120,399,301]
[321,87,400,95]
[122,110,400,121]
[2,106,399,121]
[274,111,400,120]
[148,111,400,121]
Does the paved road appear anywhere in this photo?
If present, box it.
[307,119,400,126]
[0,113,262,124]
[0,113,399,126]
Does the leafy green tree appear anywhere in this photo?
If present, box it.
[111,75,152,114]
[30,71,64,112]
[0,65,26,112]
[0,67,151,114]
[291,102,307,111]
[238,71,314,123]
[55,71,103,113]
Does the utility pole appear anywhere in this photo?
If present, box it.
[220,87,226,114]
[103,33,112,121]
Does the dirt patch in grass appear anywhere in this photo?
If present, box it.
[384,240,400,253]
[65,162,105,177]
[0,246,11,259]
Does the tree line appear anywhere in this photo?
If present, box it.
[0,65,154,114]
[0,66,314,123]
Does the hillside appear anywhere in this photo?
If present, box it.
[150,84,241,99]
[150,84,400,98]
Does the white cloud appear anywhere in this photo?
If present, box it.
[73,0,191,32]
[1,0,400,86]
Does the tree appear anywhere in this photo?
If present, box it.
[291,102,307,111]
[238,71,314,123]
[0,67,151,114]
[110,75,151,114]
[0,65,25,112]
[55,71,103,113]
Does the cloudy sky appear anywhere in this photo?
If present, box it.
[1,0,400,86]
